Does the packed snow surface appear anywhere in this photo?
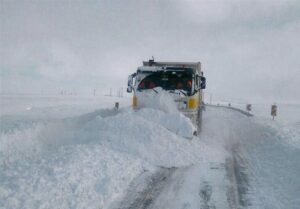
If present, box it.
[1,95,300,209]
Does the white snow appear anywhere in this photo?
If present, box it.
[135,87,180,114]
[1,145,145,209]
[1,94,300,209]
[0,94,221,209]
[134,88,196,138]
[0,94,131,118]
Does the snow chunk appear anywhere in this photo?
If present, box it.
[136,108,196,138]
[135,87,179,114]
[134,88,196,137]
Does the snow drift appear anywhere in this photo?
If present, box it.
[0,95,221,209]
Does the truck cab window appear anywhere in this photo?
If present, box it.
[137,71,194,95]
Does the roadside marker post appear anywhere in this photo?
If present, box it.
[271,104,277,120]
[246,104,252,112]
[115,102,119,110]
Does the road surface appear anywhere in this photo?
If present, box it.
[115,106,300,209]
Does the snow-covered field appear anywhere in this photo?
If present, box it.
[1,94,299,209]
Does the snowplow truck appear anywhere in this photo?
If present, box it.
[127,59,206,132]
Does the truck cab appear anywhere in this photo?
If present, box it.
[127,59,206,131]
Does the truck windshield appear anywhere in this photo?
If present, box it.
[137,71,193,94]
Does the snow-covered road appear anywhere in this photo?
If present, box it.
[1,95,300,209]
[112,107,245,209]
[114,106,300,209]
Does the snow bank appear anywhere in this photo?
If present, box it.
[1,144,145,209]
[247,103,300,149]
[81,108,216,167]
[0,95,225,209]
[0,109,148,209]
[254,118,300,149]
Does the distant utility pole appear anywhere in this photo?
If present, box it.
[110,88,112,96]
[210,93,212,105]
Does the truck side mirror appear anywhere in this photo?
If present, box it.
[200,76,206,89]
[195,75,201,91]
[127,73,136,93]
[127,86,132,93]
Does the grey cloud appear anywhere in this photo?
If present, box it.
[0,0,299,103]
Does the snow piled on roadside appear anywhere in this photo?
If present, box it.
[0,94,222,209]
[1,145,145,209]
[0,107,148,209]
[250,103,300,149]
[82,108,218,167]
[254,118,300,149]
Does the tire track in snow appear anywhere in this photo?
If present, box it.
[199,181,214,209]
[117,167,177,209]
[226,143,251,209]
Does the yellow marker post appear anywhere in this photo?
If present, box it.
[133,96,138,109]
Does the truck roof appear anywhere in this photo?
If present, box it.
[140,60,201,73]
[143,61,201,68]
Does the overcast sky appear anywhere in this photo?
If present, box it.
[1,0,300,103]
